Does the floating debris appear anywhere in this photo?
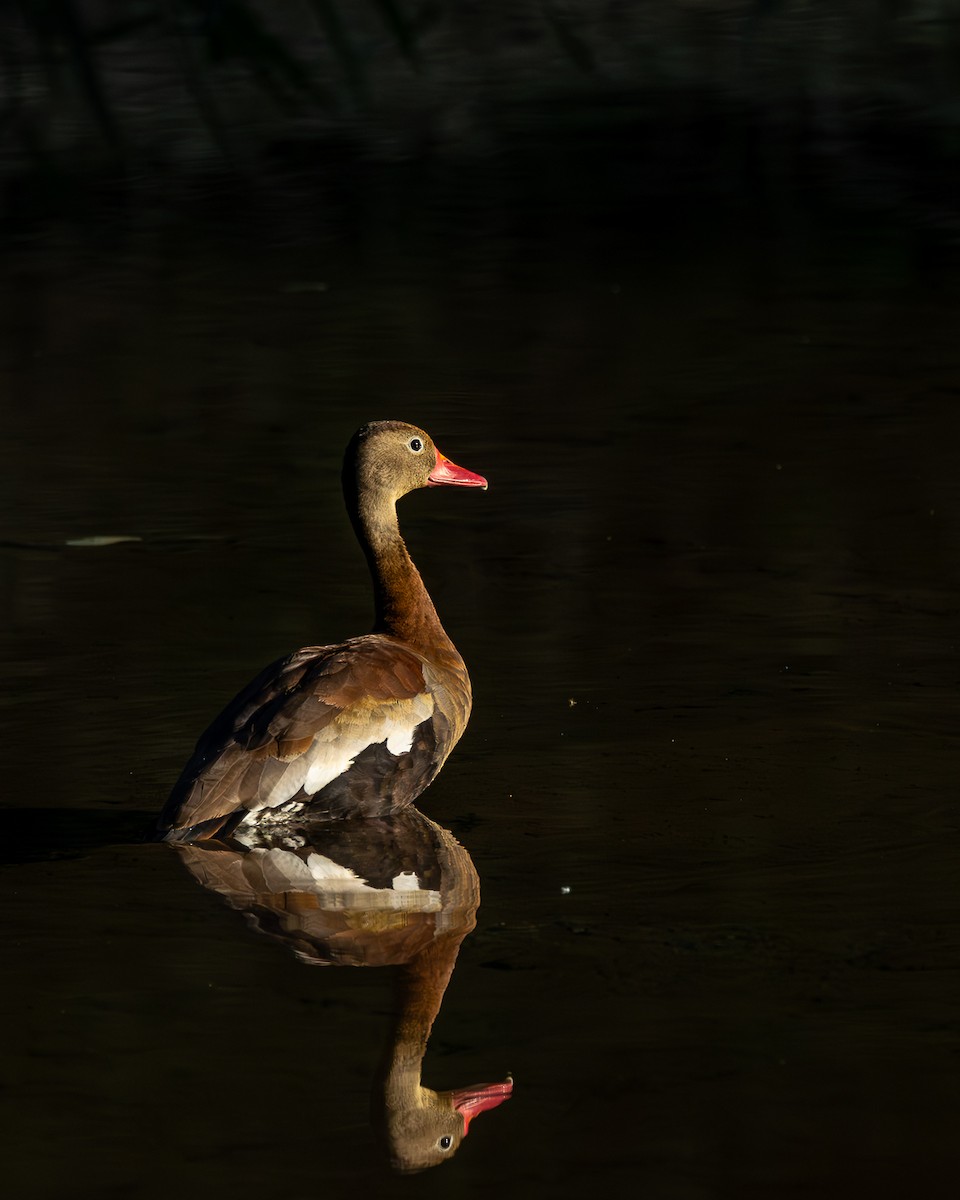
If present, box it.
[65,535,143,547]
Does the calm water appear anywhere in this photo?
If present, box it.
[3,180,960,1197]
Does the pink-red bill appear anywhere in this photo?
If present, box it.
[449,1078,514,1134]
[428,448,488,489]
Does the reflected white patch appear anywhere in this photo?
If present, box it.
[272,851,441,910]
[190,844,442,912]
[392,871,421,891]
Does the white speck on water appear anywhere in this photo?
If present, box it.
[560,886,571,894]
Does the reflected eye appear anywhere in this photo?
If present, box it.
[438,1135,453,1151]
[408,437,424,453]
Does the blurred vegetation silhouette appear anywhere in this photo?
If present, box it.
[3,2,960,210]
[2,1,425,157]
[2,2,598,162]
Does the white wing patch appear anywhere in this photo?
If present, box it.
[248,692,435,816]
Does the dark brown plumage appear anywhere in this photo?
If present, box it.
[157,421,486,843]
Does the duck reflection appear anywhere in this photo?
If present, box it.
[171,809,511,1172]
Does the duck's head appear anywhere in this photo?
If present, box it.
[345,420,487,507]
[384,1077,513,1173]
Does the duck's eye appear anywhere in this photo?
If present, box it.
[408,437,424,453]
[438,1135,453,1151]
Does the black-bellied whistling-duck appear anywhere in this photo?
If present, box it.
[157,421,487,844]
[379,926,513,1172]
[175,811,513,1171]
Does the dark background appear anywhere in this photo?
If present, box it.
[2,5,960,1198]
[4,2,960,221]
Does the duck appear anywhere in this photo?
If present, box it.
[378,928,514,1173]
[174,810,513,1171]
[157,420,487,844]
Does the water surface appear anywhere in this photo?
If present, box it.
[2,189,959,1197]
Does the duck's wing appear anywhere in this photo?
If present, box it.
[158,635,446,841]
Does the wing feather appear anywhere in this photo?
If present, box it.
[159,635,435,838]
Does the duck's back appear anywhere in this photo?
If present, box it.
[158,634,472,842]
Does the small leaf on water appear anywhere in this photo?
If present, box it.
[65,536,142,547]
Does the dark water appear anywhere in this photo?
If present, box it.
[3,184,960,1197]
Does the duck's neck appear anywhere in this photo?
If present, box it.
[354,492,454,653]
[380,932,463,1102]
